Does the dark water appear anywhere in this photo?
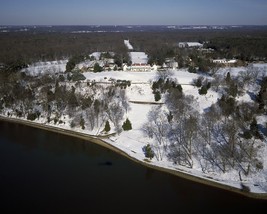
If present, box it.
[0,121,266,213]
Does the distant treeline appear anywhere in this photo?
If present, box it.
[0,32,127,65]
[0,28,267,67]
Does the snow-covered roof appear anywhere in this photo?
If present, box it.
[178,42,203,48]
[89,52,101,60]
[187,42,203,47]
[213,59,237,64]
[21,60,68,76]
[129,52,148,64]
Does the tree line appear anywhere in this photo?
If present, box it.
[1,28,267,71]
[0,70,131,134]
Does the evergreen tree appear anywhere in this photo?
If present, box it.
[218,95,236,116]
[94,63,103,73]
[229,82,238,97]
[80,116,85,129]
[104,121,111,132]
[225,72,231,83]
[122,118,132,131]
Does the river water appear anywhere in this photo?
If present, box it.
[0,120,266,213]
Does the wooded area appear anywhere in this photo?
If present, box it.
[0,27,267,69]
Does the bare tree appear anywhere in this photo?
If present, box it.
[239,65,261,87]
[211,74,224,93]
[86,107,96,131]
[119,89,131,115]
[107,101,124,133]
[199,104,221,145]
[235,102,258,129]
[167,114,198,168]
[156,69,173,81]
[142,106,169,161]
[236,137,263,176]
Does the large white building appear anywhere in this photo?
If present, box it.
[123,63,157,72]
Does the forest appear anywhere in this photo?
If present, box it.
[0,26,267,70]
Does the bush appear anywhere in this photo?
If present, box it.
[70,120,76,128]
[256,160,263,170]
[142,144,154,160]
[93,63,103,73]
[198,85,207,95]
[154,91,161,101]
[122,118,132,131]
[188,66,197,73]
[27,112,37,121]
[71,72,86,81]
[243,130,252,139]
[15,109,23,117]
[240,183,250,192]
[193,76,203,87]
[54,117,58,124]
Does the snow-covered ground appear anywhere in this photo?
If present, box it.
[84,70,155,83]
[21,60,67,76]
[3,61,267,195]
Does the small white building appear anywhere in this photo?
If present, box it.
[178,42,203,48]
[165,58,178,70]
[212,59,237,65]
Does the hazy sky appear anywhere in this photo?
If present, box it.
[0,0,266,25]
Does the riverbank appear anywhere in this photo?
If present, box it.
[1,115,267,200]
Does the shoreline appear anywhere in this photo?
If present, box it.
[1,115,267,200]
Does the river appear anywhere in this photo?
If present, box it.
[0,120,266,213]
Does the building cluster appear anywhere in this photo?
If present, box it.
[77,58,116,72]
[74,40,238,73]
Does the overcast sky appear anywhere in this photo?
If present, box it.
[0,0,266,25]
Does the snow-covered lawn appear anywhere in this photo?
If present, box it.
[83,70,155,83]
[83,69,200,84]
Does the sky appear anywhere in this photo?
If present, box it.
[0,0,266,25]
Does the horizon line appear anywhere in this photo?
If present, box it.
[1,24,267,26]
